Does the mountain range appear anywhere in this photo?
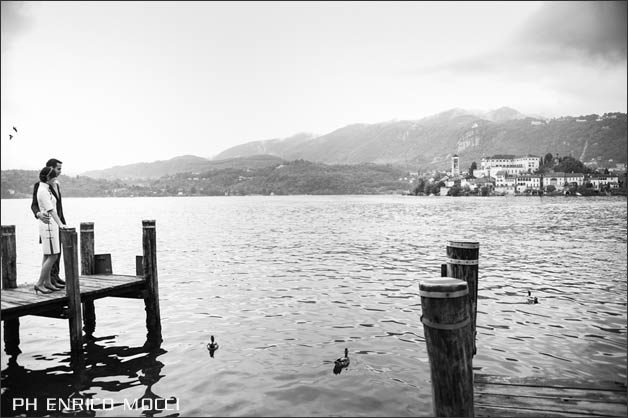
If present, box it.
[81,107,627,180]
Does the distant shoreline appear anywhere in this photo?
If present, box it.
[2,192,627,200]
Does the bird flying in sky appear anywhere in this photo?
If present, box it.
[9,134,13,140]
[13,126,17,133]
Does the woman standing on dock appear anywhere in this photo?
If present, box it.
[33,167,67,294]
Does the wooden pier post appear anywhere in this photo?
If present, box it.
[420,277,474,417]
[1,225,17,289]
[446,240,479,356]
[136,255,144,276]
[61,228,84,366]
[1,225,21,356]
[80,222,95,275]
[142,220,162,345]
[80,222,96,338]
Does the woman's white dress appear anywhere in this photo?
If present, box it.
[37,182,60,255]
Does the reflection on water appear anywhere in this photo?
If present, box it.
[1,195,626,416]
[1,336,170,417]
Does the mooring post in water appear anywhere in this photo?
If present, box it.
[1,225,21,356]
[80,222,96,338]
[142,220,162,345]
[446,240,479,356]
[61,228,84,366]
[420,277,474,417]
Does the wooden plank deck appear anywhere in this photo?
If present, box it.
[0,274,145,320]
[475,374,627,417]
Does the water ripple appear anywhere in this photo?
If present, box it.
[0,195,626,417]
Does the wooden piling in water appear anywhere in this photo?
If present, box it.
[60,228,84,366]
[1,225,21,355]
[80,222,96,337]
[420,277,474,417]
[142,220,162,345]
[445,240,479,356]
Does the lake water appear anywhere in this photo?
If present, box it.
[1,195,626,416]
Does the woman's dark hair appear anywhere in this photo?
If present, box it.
[39,166,58,182]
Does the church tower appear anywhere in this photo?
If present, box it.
[452,154,460,177]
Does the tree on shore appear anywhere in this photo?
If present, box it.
[469,162,477,177]
[553,156,591,174]
[413,178,426,195]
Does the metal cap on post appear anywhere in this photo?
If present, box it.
[420,277,474,417]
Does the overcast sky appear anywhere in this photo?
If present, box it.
[1,1,626,174]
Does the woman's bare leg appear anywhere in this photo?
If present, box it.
[37,254,58,287]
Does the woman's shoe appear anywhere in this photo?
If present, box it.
[52,277,66,285]
[34,285,53,294]
[51,280,65,288]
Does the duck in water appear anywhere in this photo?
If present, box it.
[527,290,539,304]
[333,348,350,374]
[207,335,219,357]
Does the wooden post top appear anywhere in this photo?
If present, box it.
[142,220,156,228]
[80,222,94,230]
[419,278,468,298]
[1,225,16,235]
[62,227,77,234]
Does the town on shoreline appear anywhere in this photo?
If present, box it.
[408,153,627,197]
[1,153,627,199]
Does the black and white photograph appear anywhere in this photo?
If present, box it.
[1,1,626,416]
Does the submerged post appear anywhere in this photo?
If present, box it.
[61,228,84,366]
[142,220,162,345]
[446,240,479,356]
[420,278,474,417]
[1,225,21,356]
[80,222,96,338]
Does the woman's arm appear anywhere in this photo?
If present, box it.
[48,209,66,228]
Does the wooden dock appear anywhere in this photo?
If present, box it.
[1,221,162,367]
[1,274,145,320]
[474,374,627,417]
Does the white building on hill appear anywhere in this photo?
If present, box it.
[475,155,542,178]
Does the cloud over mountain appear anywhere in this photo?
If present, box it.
[413,1,627,118]
[515,1,626,64]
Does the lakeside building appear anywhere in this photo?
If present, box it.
[515,174,543,193]
[589,174,620,189]
[494,170,516,194]
[474,155,542,178]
